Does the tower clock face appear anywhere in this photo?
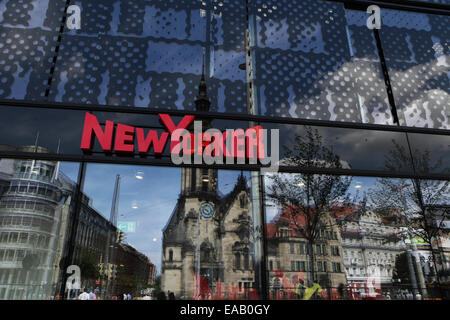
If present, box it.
[200,202,214,219]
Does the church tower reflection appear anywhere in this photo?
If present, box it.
[161,69,256,299]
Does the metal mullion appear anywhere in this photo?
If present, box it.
[0,99,449,136]
[44,0,73,98]
[95,123,164,131]
[338,0,450,15]
[0,151,449,182]
[373,29,401,125]
[56,161,86,299]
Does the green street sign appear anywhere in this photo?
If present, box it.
[117,221,136,233]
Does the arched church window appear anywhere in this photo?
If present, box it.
[239,195,248,208]
[201,244,213,262]
[243,248,250,270]
[201,169,209,192]
[191,169,197,191]
[234,252,241,269]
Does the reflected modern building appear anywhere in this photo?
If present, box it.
[0,147,75,299]
[0,147,153,299]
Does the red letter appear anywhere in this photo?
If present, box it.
[246,125,265,160]
[220,131,233,158]
[159,114,195,153]
[159,114,195,134]
[136,129,168,156]
[80,112,114,152]
[232,129,245,159]
[197,132,212,157]
[114,123,135,153]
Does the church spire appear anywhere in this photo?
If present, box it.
[195,50,211,112]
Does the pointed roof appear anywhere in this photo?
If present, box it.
[217,172,249,218]
[195,51,211,112]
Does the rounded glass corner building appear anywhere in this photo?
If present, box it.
[0,0,449,301]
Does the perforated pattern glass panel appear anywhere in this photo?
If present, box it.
[379,9,450,129]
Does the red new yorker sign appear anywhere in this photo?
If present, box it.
[80,112,266,161]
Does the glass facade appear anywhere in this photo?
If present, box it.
[0,157,80,299]
[0,0,449,301]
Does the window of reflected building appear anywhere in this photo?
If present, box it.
[264,173,450,300]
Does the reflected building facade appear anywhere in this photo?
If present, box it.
[339,210,406,290]
[266,210,347,299]
[161,62,257,299]
[0,147,75,299]
[0,147,153,300]
[162,169,255,299]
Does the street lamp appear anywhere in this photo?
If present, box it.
[135,170,144,180]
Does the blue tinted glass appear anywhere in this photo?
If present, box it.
[249,0,396,124]
[45,0,247,113]
[379,9,450,129]
[413,0,450,4]
[344,9,392,124]
[0,0,63,101]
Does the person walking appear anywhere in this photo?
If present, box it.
[88,291,97,300]
[78,290,89,300]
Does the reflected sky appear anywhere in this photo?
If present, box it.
[59,162,80,183]
[82,164,248,274]
[264,174,378,222]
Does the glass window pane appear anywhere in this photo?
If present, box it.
[250,0,389,123]
[264,122,417,174]
[379,10,449,129]
[413,1,450,4]
[0,158,80,300]
[264,174,448,300]
[41,0,247,115]
[81,164,262,300]
[0,0,64,102]
[2,104,448,176]
[409,133,450,175]
[338,8,392,125]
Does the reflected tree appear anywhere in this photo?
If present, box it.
[266,127,355,286]
[79,249,100,290]
[370,139,450,294]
